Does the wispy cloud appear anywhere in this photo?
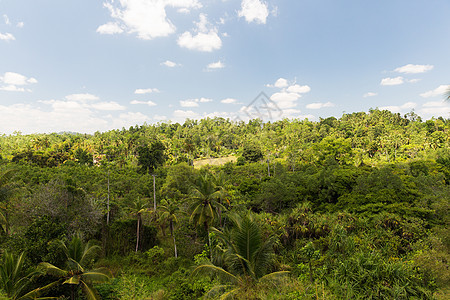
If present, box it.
[420,85,450,98]
[180,97,212,107]
[306,102,335,109]
[134,88,160,94]
[380,76,404,86]
[394,64,433,74]
[363,92,377,98]
[130,100,157,106]
[206,60,225,70]
[161,60,180,67]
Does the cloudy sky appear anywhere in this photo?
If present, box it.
[1,0,449,134]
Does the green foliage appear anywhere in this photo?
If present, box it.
[137,140,166,174]
[242,143,263,163]
[14,216,67,266]
[105,219,157,256]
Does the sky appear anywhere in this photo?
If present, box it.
[0,0,449,134]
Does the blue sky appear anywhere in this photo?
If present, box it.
[1,0,449,134]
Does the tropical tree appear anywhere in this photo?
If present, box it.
[38,234,110,300]
[131,198,149,252]
[136,140,166,174]
[189,175,226,254]
[193,213,288,299]
[159,199,183,258]
[445,86,450,101]
[0,251,40,299]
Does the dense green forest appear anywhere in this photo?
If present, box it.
[0,109,449,299]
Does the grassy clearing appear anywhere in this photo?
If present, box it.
[193,155,237,168]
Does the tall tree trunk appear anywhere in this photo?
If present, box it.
[135,214,141,252]
[170,220,177,258]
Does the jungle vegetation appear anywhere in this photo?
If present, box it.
[0,109,448,299]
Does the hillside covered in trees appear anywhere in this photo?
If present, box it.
[0,109,449,299]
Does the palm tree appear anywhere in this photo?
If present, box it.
[193,213,288,299]
[38,234,110,300]
[445,86,450,101]
[131,198,149,252]
[0,251,36,299]
[159,199,183,258]
[189,174,226,254]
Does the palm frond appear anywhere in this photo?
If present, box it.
[259,271,290,282]
[192,263,238,284]
[38,263,68,278]
[82,268,111,283]
[80,280,101,300]
[18,280,60,300]
[63,275,80,285]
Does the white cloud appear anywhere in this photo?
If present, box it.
[180,97,212,107]
[161,60,179,67]
[238,0,269,24]
[274,78,288,88]
[287,84,311,94]
[270,92,301,109]
[130,100,157,106]
[0,72,37,92]
[379,102,417,113]
[177,14,222,52]
[134,88,160,94]
[16,22,24,28]
[98,0,202,40]
[0,85,27,92]
[394,64,434,74]
[0,33,15,41]
[180,100,199,107]
[90,101,126,111]
[380,76,404,86]
[0,99,151,134]
[422,101,448,107]
[1,72,37,85]
[206,60,225,70]
[111,112,150,128]
[419,101,450,117]
[65,93,99,102]
[306,102,335,109]
[420,85,450,98]
[96,22,124,34]
[363,92,377,98]
[221,98,237,104]
[173,109,200,120]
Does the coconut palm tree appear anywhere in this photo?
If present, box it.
[193,213,288,299]
[131,198,149,252]
[189,174,226,255]
[159,199,183,258]
[445,87,450,101]
[38,234,110,300]
[0,251,36,299]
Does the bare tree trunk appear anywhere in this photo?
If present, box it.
[173,234,178,258]
[135,214,141,252]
